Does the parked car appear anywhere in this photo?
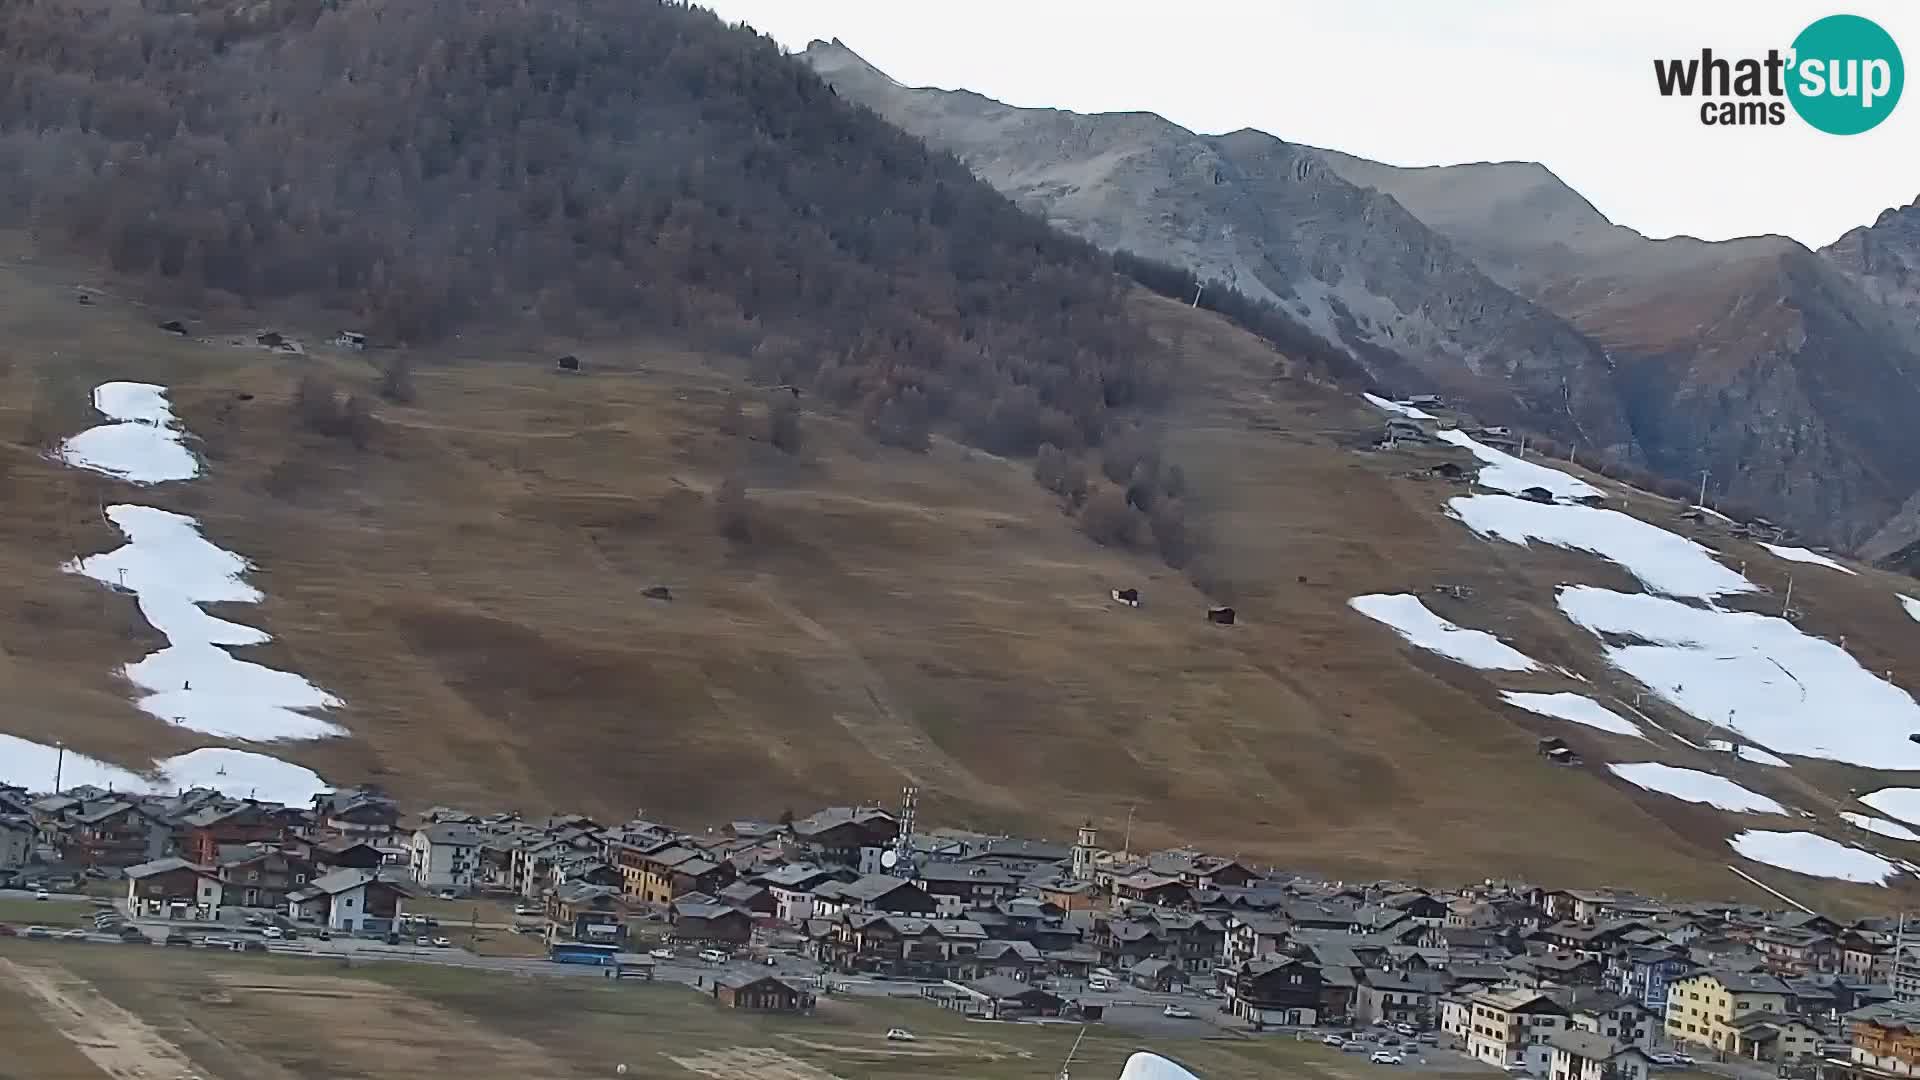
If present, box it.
[1341,1043,1369,1054]
[1202,987,1223,999]
[698,948,728,963]
[1648,1053,1677,1067]
[117,926,147,942]
[238,940,268,953]
[1395,1023,1416,1037]
[33,889,50,901]
[164,931,194,946]
[649,948,675,960]
[1673,1055,1696,1067]
[244,913,268,926]
[263,927,284,940]
[1323,1035,1347,1047]
[59,928,88,940]
[202,937,231,948]
[415,935,432,947]
[312,929,331,941]
[1163,1005,1194,1019]
[1370,1052,1403,1065]
[433,936,451,948]
[1417,1033,1438,1045]
[885,1028,915,1042]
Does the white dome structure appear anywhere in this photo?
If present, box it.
[1116,1051,1202,1080]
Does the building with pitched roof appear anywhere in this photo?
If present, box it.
[1663,969,1794,1055]
[1547,1029,1653,1080]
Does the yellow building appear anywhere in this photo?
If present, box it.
[613,841,703,905]
[1663,970,1795,1055]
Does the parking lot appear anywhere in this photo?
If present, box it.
[1313,1029,1483,1072]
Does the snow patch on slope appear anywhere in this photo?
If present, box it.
[1841,812,1920,842]
[1434,428,1601,501]
[1348,594,1539,671]
[48,382,347,743]
[56,381,199,484]
[1557,585,1920,769]
[1608,762,1787,814]
[0,734,331,805]
[1500,691,1646,739]
[1861,788,1920,827]
[1363,393,1435,420]
[1451,495,1754,601]
[66,506,345,740]
[1729,830,1899,884]
[1760,543,1855,575]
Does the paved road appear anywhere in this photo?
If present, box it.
[103,910,832,992]
[0,887,95,903]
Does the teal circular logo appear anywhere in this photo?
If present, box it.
[1788,14,1904,134]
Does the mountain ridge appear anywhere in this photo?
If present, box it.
[805,38,1920,550]
[1309,152,1920,550]
[803,38,1640,463]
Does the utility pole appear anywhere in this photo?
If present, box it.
[1123,804,1136,860]
[1782,574,1794,618]
[1898,913,1917,1001]
[53,741,65,793]
[1191,283,1203,308]
[1698,469,1709,508]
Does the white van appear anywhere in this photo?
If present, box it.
[698,948,728,964]
[1088,975,1115,991]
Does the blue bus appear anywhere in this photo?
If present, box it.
[549,941,621,967]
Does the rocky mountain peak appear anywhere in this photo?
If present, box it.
[802,41,1920,551]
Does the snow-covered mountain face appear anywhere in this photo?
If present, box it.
[803,40,1920,553]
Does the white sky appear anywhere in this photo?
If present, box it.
[698,0,1920,249]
